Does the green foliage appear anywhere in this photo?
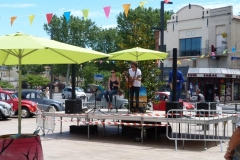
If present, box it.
[22,74,50,88]
[81,63,98,87]
[0,81,14,88]
[20,65,45,75]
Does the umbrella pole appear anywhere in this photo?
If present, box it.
[18,56,22,134]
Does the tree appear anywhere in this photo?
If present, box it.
[116,7,173,100]
[22,74,50,88]
[0,81,14,88]
[81,63,98,88]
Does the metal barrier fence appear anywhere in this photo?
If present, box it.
[166,109,238,151]
[36,107,56,138]
[82,101,107,109]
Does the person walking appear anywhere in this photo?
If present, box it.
[168,66,184,101]
[125,61,142,113]
[104,69,120,110]
[196,89,205,102]
[44,87,50,99]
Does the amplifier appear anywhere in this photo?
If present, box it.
[65,99,82,114]
[165,102,183,118]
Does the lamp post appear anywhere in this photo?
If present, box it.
[152,0,173,91]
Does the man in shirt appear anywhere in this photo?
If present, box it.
[224,117,240,160]
[125,61,142,113]
[168,66,184,101]
[196,89,205,102]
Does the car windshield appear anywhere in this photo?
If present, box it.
[11,94,18,99]
[75,87,83,92]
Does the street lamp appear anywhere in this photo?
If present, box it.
[152,0,173,91]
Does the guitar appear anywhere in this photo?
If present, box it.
[123,71,141,89]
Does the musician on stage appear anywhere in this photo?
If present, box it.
[104,69,120,110]
[125,61,142,113]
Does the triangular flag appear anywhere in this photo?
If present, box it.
[28,15,35,25]
[122,4,131,17]
[223,49,228,55]
[140,1,147,8]
[164,0,170,3]
[46,13,53,24]
[10,16,17,26]
[212,52,215,56]
[64,11,71,23]
[222,32,227,38]
[200,54,205,58]
[177,61,181,65]
[103,6,111,18]
[106,61,109,64]
[82,9,89,20]
[100,60,103,64]
[94,61,97,63]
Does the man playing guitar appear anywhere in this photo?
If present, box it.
[125,61,142,113]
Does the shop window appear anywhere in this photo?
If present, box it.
[179,37,202,56]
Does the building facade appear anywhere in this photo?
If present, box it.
[162,5,240,102]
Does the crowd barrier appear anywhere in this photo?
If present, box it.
[166,109,238,151]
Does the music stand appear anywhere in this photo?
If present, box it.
[87,84,105,114]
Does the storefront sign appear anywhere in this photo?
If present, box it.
[187,74,197,77]
[204,74,217,77]
[225,74,232,78]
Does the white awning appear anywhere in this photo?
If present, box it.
[187,68,240,78]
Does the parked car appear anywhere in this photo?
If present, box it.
[0,101,14,120]
[15,90,65,112]
[62,87,86,99]
[0,89,37,118]
[153,92,195,111]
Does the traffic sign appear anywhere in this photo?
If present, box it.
[232,47,236,52]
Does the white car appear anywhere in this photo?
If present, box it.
[0,101,14,120]
[62,87,86,99]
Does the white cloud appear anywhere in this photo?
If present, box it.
[0,4,36,8]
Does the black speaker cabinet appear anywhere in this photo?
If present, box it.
[65,99,82,114]
[166,102,183,118]
[197,102,217,116]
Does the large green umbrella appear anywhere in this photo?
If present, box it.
[108,47,168,61]
[0,32,110,134]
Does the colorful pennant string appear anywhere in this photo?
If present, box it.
[10,16,17,26]
[122,4,131,17]
[103,6,111,18]
[29,15,35,25]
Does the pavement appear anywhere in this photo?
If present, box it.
[0,93,236,160]
[0,112,230,160]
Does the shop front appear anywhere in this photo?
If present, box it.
[187,68,240,102]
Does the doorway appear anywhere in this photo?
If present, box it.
[205,84,214,102]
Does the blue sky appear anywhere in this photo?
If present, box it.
[0,0,239,38]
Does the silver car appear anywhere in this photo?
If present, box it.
[0,101,14,120]
[62,87,86,99]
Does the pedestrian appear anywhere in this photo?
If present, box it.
[168,65,184,101]
[186,88,191,101]
[44,87,50,99]
[224,116,240,160]
[196,89,205,102]
[36,86,42,92]
[104,69,120,110]
[125,61,142,113]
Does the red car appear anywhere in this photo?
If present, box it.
[153,92,194,111]
[0,89,38,118]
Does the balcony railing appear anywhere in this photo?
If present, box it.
[167,46,228,58]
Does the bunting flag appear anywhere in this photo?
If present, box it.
[100,60,103,64]
[212,52,216,56]
[28,15,35,25]
[103,6,111,18]
[206,53,210,57]
[223,49,228,55]
[200,54,205,58]
[139,1,147,8]
[177,61,181,65]
[164,0,170,3]
[10,16,17,26]
[82,9,89,20]
[106,61,109,63]
[46,13,53,24]
[222,32,227,38]
[122,4,131,17]
[64,11,71,23]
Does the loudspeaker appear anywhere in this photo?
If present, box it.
[65,99,82,114]
[196,102,217,116]
[70,125,98,134]
[166,102,183,118]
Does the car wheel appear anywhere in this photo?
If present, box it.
[48,106,57,112]
[62,94,65,99]
[21,107,30,118]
